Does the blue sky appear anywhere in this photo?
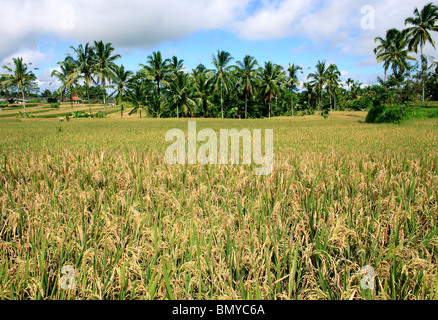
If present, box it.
[1,0,437,91]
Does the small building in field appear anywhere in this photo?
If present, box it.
[69,97,82,104]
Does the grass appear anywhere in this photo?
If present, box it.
[0,111,437,300]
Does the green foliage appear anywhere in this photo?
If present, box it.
[348,97,373,111]
[50,103,61,108]
[366,105,405,123]
[71,111,90,118]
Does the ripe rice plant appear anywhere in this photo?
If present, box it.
[0,113,437,300]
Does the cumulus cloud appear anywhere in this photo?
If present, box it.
[0,0,250,61]
[233,0,438,56]
[2,0,437,90]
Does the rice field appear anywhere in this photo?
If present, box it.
[0,112,437,300]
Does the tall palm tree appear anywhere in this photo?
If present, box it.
[139,51,170,98]
[307,60,328,112]
[236,55,258,119]
[169,72,196,118]
[375,29,416,83]
[326,64,341,110]
[93,40,121,115]
[258,61,281,118]
[110,65,133,118]
[68,43,96,116]
[404,2,438,101]
[51,57,78,112]
[1,57,37,114]
[169,56,185,79]
[212,50,234,118]
[286,63,302,116]
[374,29,402,81]
[192,72,213,117]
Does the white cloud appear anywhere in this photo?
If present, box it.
[0,0,250,61]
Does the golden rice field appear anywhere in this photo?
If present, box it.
[0,111,437,300]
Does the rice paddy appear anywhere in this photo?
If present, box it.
[0,111,438,300]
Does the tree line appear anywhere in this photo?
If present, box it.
[1,2,437,118]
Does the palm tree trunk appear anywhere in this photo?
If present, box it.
[87,85,92,117]
[103,86,107,116]
[421,48,425,103]
[21,87,26,114]
[245,93,248,119]
[70,92,73,113]
[220,83,224,118]
[269,99,271,118]
[291,89,294,116]
[121,104,124,118]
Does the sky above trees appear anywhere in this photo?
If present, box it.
[1,0,437,91]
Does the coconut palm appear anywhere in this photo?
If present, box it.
[236,55,259,119]
[169,56,185,79]
[404,2,438,101]
[258,61,281,118]
[212,50,234,118]
[51,57,78,112]
[326,64,341,110]
[139,51,170,98]
[307,60,329,112]
[1,57,37,114]
[93,41,121,115]
[110,65,133,118]
[286,64,303,116]
[374,29,402,81]
[376,29,416,80]
[169,72,196,118]
[68,43,96,116]
[192,72,213,117]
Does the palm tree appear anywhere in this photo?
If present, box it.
[139,51,170,98]
[307,60,328,112]
[192,72,213,117]
[51,57,78,112]
[169,72,196,118]
[68,43,96,116]
[286,64,302,116]
[93,40,121,115]
[169,56,185,79]
[212,50,234,118]
[258,61,281,118]
[236,55,258,119]
[374,29,402,81]
[404,2,438,101]
[110,65,133,118]
[1,57,37,114]
[376,29,416,88]
[326,64,341,110]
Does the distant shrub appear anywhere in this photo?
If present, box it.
[366,105,405,124]
[429,109,438,119]
[93,111,108,118]
[348,97,373,111]
[366,105,386,123]
[51,103,61,108]
[71,111,90,118]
